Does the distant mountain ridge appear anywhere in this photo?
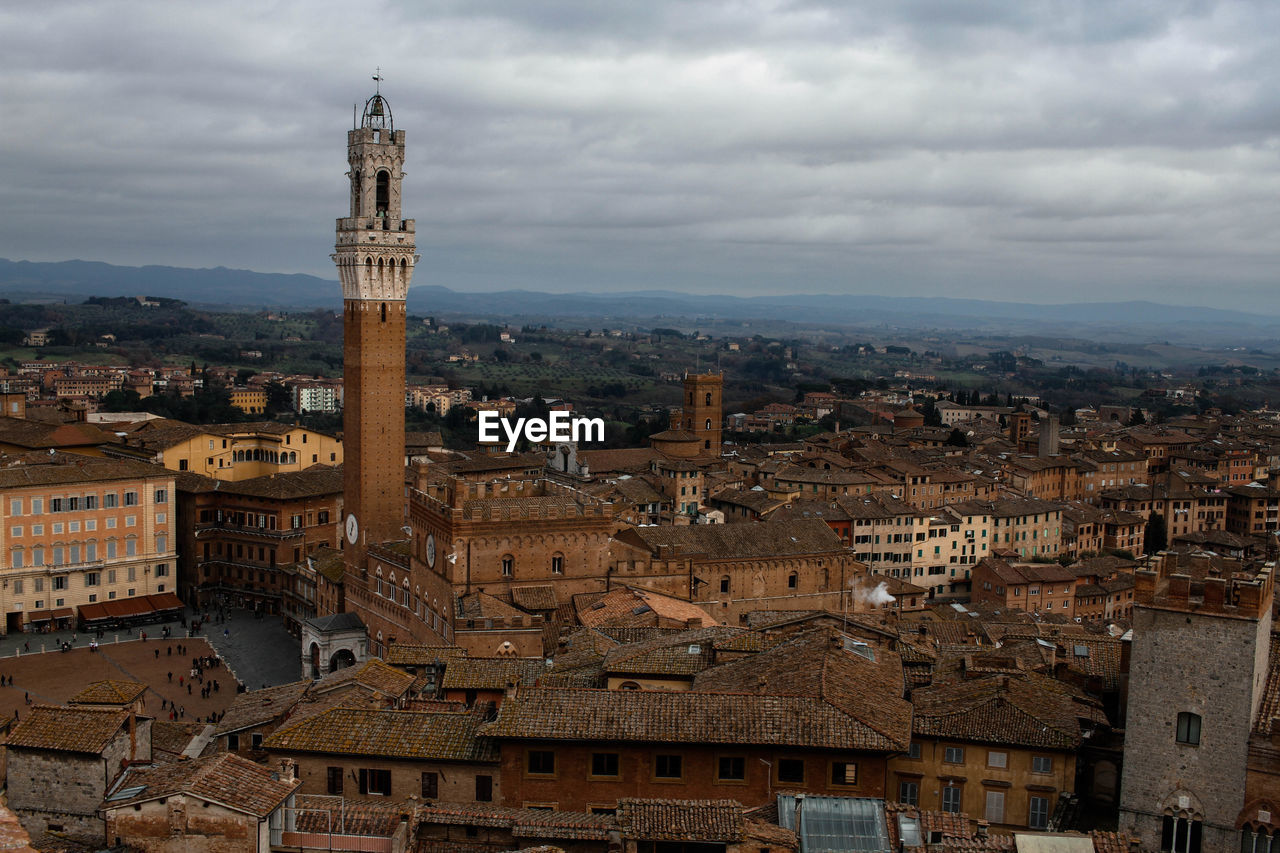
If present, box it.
[0,258,1274,337]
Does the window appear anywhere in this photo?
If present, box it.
[831,761,858,786]
[326,766,343,795]
[551,554,564,574]
[228,734,240,750]
[53,576,67,591]
[788,572,798,589]
[156,564,169,577]
[124,491,138,506]
[358,768,391,796]
[899,780,919,806]
[50,498,62,513]
[106,541,117,559]
[156,534,168,553]
[987,751,1007,768]
[1032,756,1053,774]
[252,733,263,749]
[591,752,620,778]
[8,499,20,516]
[31,498,42,515]
[654,754,683,779]
[476,775,493,802]
[778,759,805,784]
[1029,796,1050,830]
[86,572,100,587]
[502,555,514,577]
[942,785,962,813]
[944,746,965,764]
[908,743,922,760]
[984,790,1005,823]
[421,772,438,799]
[1176,712,1201,745]
[104,493,117,508]
[154,489,167,504]
[720,576,730,594]
[32,547,43,567]
[717,756,746,782]
[527,749,555,776]
[126,539,136,556]
[11,550,22,569]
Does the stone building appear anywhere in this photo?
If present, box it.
[101,753,297,852]
[107,419,341,481]
[6,704,152,842]
[1118,562,1274,852]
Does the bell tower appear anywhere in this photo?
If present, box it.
[333,86,416,563]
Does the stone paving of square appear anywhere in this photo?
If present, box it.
[0,607,304,725]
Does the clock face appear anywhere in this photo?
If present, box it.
[346,514,359,545]
[425,534,436,568]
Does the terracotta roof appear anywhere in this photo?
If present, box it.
[294,795,403,836]
[602,627,740,678]
[103,753,297,817]
[0,418,118,451]
[150,721,211,762]
[485,686,906,751]
[414,803,614,840]
[68,679,147,706]
[312,658,415,699]
[457,591,527,621]
[577,586,716,629]
[911,674,1094,750]
[511,585,558,612]
[620,518,846,559]
[617,799,744,842]
[0,451,168,488]
[441,657,544,691]
[213,465,343,499]
[7,704,131,754]
[385,642,465,666]
[264,707,497,762]
[694,628,912,750]
[213,680,311,736]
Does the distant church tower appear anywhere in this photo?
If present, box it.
[675,371,723,456]
[333,87,416,561]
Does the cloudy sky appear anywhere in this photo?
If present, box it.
[2,0,1279,308]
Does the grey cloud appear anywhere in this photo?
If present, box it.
[2,0,1279,309]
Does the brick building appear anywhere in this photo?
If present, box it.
[970,557,1079,618]
[180,466,342,612]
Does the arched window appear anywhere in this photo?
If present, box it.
[376,170,390,218]
[705,418,712,430]
[618,681,642,690]
[551,553,564,575]
[1176,712,1201,745]
[381,302,387,323]
[1241,826,1271,853]
[501,555,514,577]
[705,392,712,405]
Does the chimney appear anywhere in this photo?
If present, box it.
[1134,570,1157,602]
[976,820,989,839]
[1202,577,1226,611]
[279,760,297,782]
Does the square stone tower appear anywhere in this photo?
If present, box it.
[1118,560,1274,852]
[673,371,723,457]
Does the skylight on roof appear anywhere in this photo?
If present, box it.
[842,639,876,662]
[687,644,701,654]
[106,784,147,801]
[1074,645,1090,657]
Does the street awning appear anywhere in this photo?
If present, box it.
[51,608,75,620]
[27,610,52,622]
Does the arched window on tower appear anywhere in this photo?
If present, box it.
[706,392,713,405]
[376,170,390,225]
[705,418,712,430]
[381,303,387,323]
